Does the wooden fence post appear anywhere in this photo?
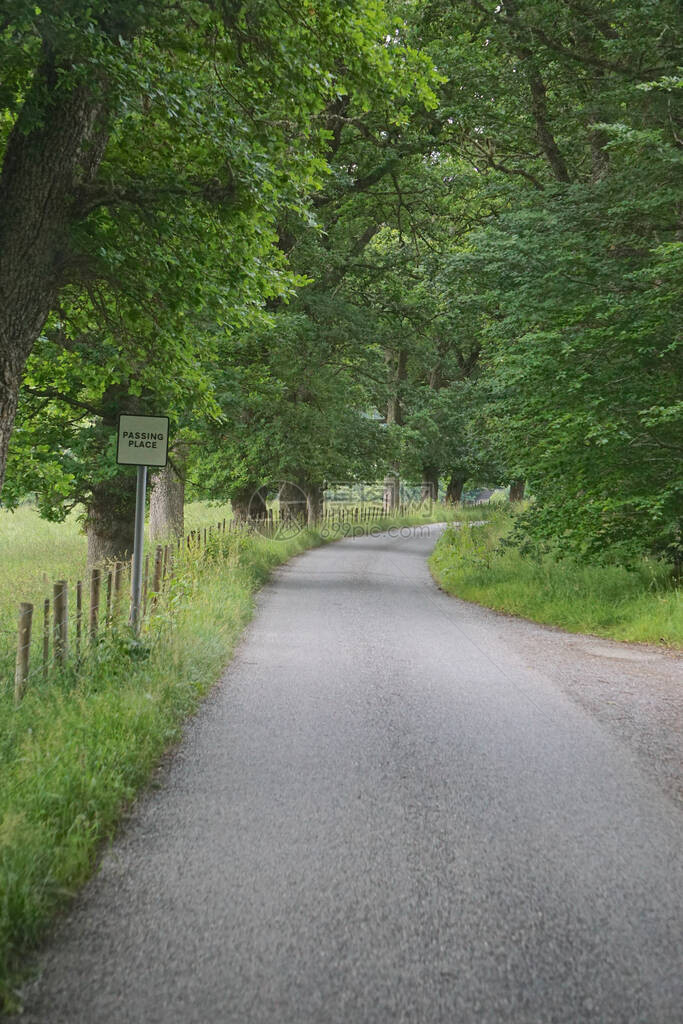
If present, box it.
[89,568,101,640]
[105,570,113,626]
[14,602,33,704]
[53,580,68,666]
[142,554,150,616]
[113,561,123,615]
[152,545,163,606]
[43,598,50,680]
[76,580,82,663]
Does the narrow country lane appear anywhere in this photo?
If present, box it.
[18,525,683,1023]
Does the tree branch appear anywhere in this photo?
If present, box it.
[22,386,103,418]
[75,175,239,216]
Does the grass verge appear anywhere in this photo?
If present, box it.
[0,508,443,1012]
[429,508,682,647]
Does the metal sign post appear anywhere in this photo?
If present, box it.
[129,465,147,632]
[116,414,170,633]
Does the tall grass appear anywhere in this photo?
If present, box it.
[430,508,682,647]
[0,503,446,1011]
[0,503,232,691]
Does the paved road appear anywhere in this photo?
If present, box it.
[19,525,683,1023]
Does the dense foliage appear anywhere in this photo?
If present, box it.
[1,0,680,569]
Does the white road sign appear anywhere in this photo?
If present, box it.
[116,414,169,467]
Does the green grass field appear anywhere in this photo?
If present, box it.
[0,501,450,1011]
[430,509,682,647]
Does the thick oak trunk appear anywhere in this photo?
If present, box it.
[306,482,324,526]
[86,473,137,567]
[0,62,109,495]
[382,348,407,513]
[383,474,400,512]
[509,479,526,502]
[231,485,267,523]
[279,480,307,524]
[0,359,21,499]
[149,448,187,540]
[420,468,439,505]
[445,473,466,504]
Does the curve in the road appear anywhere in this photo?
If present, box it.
[17,524,683,1023]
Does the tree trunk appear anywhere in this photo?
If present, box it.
[383,474,400,512]
[503,0,571,184]
[386,348,407,429]
[279,480,307,524]
[306,482,324,526]
[0,357,21,501]
[420,467,439,505]
[231,484,267,523]
[525,64,571,183]
[383,347,407,513]
[509,479,526,502]
[589,114,609,182]
[445,473,466,504]
[86,473,137,567]
[230,489,249,523]
[149,447,188,540]
[0,63,109,496]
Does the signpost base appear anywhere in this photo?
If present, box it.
[129,465,147,633]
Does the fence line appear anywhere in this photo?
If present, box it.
[7,498,489,703]
[14,603,32,704]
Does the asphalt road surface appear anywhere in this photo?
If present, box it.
[18,524,683,1023]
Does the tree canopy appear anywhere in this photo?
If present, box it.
[1,0,680,569]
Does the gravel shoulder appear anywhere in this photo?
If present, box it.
[435,592,682,807]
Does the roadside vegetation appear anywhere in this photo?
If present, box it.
[430,508,682,648]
